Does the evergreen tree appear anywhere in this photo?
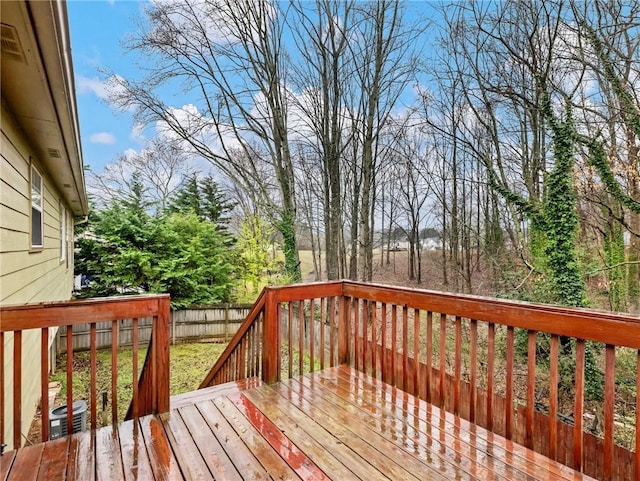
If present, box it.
[76,199,236,308]
[200,176,235,226]
[168,174,202,217]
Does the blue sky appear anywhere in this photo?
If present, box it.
[68,0,438,174]
[68,1,146,173]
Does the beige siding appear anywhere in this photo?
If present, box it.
[1,104,75,448]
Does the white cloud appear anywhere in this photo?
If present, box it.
[89,132,117,144]
[77,74,132,111]
[77,76,111,99]
[130,123,146,144]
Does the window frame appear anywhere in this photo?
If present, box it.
[59,202,67,263]
[30,163,44,250]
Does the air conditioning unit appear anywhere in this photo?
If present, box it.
[49,400,87,440]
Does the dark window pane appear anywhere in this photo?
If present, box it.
[32,208,42,246]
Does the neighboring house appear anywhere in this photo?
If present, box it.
[1,0,87,449]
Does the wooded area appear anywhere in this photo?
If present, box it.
[85,0,639,313]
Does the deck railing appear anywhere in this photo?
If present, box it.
[201,280,640,481]
[0,294,170,449]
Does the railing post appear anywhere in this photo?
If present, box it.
[155,296,171,413]
[338,295,350,365]
[262,288,279,383]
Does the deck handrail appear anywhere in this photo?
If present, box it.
[200,280,640,481]
[0,294,170,449]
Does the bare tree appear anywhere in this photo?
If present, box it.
[89,139,196,214]
[110,0,301,280]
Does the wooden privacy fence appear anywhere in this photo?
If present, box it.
[201,280,640,481]
[55,304,251,353]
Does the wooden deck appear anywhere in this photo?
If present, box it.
[2,366,595,481]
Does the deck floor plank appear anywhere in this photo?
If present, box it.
[177,403,243,481]
[0,450,16,481]
[292,375,485,480]
[3,366,597,481]
[35,436,69,481]
[159,410,215,481]
[220,393,326,480]
[138,415,182,481]
[314,369,520,480]
[326,367,544,480]
[95,425,124,481]
[258,382,430,481]
[171,377,263,410]
[6,443,43,481]
[118,419,155,481]
[212,396,301,481]
[335,365,589,481]
[66,430,95,481]
[244,386,388,481]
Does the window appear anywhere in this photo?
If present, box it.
[60,203,67,263]
[31,165,43,248]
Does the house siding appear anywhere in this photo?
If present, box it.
[1,103,74,449]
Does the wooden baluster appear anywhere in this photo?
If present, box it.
[257,315,263,378]
[0,331,4,449]
[454,316,461,415]
[247,326,252,378]
[371,302,377,379]
[13,330,22,448]
[438,314,446,408]
[67,325,74,433]
[288,302,293,378]
[276,303,282,382]
[253,319,257,380]
[574,339,585,472]
[391,305,397,386]
[111,320,118,425]
[380,302,389,382]
[354,299,360,372]
[298,300,304,376]
[320,298,326,371]
[240,338,246,379]
[549,334,559,460]
[338,296,350,366]
[525,329,536,449]
[402,306,408,391]
[310,299,315,373]
[90,322,97,429]
[41,327,49,442]
[381,303,387,383]
[329,298,336,367]
[604,344,615,480]
[469,319,477,423]
[132,318,139,419]
[413,309,420,397]
[425,311,432,403]
[487,323,495,431]
[362,300,368,374]
[505,326,514,440]
[250,325,255,378]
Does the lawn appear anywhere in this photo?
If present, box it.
[51,342,227,426]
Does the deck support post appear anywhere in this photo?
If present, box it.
[155,296,171,413]
[262,289,279,383]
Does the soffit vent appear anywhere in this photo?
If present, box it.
[48,148,61,159]
[1,23,26,64]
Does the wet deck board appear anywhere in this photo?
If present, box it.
[1,367,596,480]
